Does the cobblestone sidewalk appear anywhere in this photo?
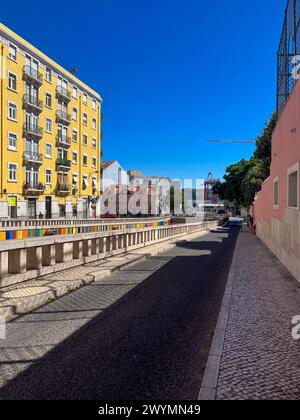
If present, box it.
[216,230,300,400]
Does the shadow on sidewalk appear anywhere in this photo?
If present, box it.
[0,225,240,400]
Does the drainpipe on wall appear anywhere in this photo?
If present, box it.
[79,96,82,198]
[0,44,4,198]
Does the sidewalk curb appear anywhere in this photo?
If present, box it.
[198,227,241,401]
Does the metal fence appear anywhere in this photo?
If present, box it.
[277,0,300,113]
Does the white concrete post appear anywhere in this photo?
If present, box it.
[0,251,8,280]
[20,249,27,274]
[63,242,73,262]
[36,246,43,270]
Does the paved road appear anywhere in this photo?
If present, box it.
[0,222,240,400]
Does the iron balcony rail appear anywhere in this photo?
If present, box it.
[56,133,71,147]
[56,85,71,101]
[23,123,43,138]
[23,66,43,84]
[23,152,43,164]
[23,94,43,111]
[23,182,45,193]
[56,158,71,168]
[56,184,71,193]
[56,110,71,124]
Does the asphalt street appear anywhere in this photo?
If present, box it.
[0,221,241,400]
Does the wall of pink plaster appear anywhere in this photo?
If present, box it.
[254,80,300,222]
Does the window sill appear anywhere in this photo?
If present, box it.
[7,87,17,94]
[7,147,17,152]
[8,57,17,64]
[7,118,17,123]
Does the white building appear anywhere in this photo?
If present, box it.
[101,161,128,191]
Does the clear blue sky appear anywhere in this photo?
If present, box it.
[1,0,286,181]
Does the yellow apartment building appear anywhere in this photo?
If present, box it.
[0,23,102,219]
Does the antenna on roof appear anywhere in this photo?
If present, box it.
[70,67,78,75]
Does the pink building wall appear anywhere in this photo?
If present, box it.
[253,80,300,283]
[254,80,300,222]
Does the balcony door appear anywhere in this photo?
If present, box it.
[25,139,38,158]
[58,77,68,90]
[58,99,67,113]
[57,124,67,140]
[26,112,38,130]
[26,165,39,187]
[26,83,38,101]
[58,147,68,161]
[25,55,38,72]
[28,199,37,219]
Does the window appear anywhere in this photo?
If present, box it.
[83,94,87,104]
[72,107,78,121]
[45,169,52,184]
[92,157,97,168]
[92,118,97,130]
[92,177,97,191]
[83,134,88,146]
[45,67,51,82]
[93,100,96,110]
[83,175,88,189]
[45,118,52,133]
[72,129,78,142]
[288,164,299,208]
[92,138,97,149]
[72,151,78,164]
[45,93,52,108]
[273,178,279,208]
[72,87,78,99]
[45,143,52,158]
[8,103,17,121]
[83,113,87,125]
[8,73,17,91]
[8,163,17,181]
[72,174,78,186]
[8,133,17,151]
[83,154,88,166]
[8,44,17,61]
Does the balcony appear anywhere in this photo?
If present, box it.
[56,133,71,148]
[56,183,71,196]
[56,158,71,171]
[23,123,43,139]
[23,66,43,86]
[23,95,43,113]
[72,185,79,195]
[23,152,43,165]
[56,110,71,125]
[23,182,45,196]
[56,86,71,102]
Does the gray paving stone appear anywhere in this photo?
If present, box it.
[215,231,300,400]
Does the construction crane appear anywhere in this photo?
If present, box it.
[207,139,256,144]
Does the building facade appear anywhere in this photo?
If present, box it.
[102,161,128,191]
[0,24,102,219]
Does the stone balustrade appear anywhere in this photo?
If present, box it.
[0,221,219,288]
[0,216,169,230]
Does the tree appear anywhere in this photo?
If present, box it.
[254,112,278,176]
[213,112,278,209]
